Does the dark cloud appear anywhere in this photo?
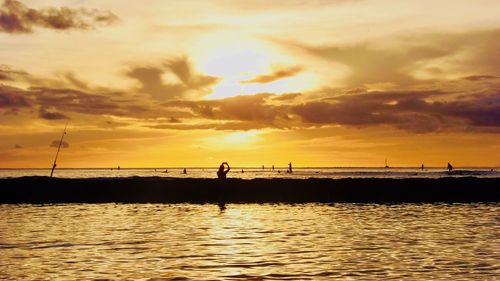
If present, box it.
[2,60,499,134]
[1,81,156,120]
[39,107,69,120]
[63,73,90,90]
[166,57,219,89]
[0,70,196,124]
[164,88,500,133]
[241,66,302,83]
[271,93,302,101]
[127,57,219,100]
[0,0,118,33]
[29,87,147,117]
[146,123,213,130]
[463,75,499,82]
[166,93,291,125]
[168,117,181,123]
[293,90,500,133]
[0,65,28,81]
[435,92,500,127]
[50,140,69,148]
[146,120,269,131]
[126,67,185,100]
[0,69,13,81]
[0,84,30,108]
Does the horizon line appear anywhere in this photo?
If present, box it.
[0,166,498,169]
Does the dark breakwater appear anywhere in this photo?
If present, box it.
[0,176,499,204]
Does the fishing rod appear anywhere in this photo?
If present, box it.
[50,121,68,177]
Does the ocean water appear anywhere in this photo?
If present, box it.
[0,203,498,280]
[0,167,498,179]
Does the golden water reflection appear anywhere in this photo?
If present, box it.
[0,204,498,280]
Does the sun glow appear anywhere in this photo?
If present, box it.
[195,33,314,99]
[201,130,262,149]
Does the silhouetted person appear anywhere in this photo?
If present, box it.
[241,169,244,173]
[421,164,424,171]
[183,168,187,174]
[118,166,120,170]
[447,162,453,172]
[217,162,230,179]
[218,201,226,212]
[272,165,274,171]
[262,165,264,170]
[288,162,293,173]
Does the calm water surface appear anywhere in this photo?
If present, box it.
[1,167,498,179]
[0,204,498,280]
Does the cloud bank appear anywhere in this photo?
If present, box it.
[0,0,118,33]
[126,57,219,100]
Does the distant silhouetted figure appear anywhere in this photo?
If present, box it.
[447,163,453,172]
[217,162,230,179]
[118,166,121,170]
[288,162,293,173]
[183,168,187,174]
[262,165,264,170]
[164,169,168,173]
[421,164,424,171]
[241,169,244,173]
[218,201,226,212]
[272,165,274,171]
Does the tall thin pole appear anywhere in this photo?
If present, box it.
[50,121,68,177]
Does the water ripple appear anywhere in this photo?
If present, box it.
[0,203,498,280]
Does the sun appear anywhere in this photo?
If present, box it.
[193,33,313,99]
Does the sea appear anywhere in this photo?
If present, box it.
[0,167,498,179]
[1,168,498,280]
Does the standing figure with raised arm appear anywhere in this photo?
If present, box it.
[217,162,231,179]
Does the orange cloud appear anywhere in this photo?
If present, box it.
[277,29,500,86]
[0,0,118,33]
[241,66,302,84]
[126,57,219,100]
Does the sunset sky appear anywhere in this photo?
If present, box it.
[1,0,499,168]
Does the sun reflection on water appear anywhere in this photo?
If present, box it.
[0,203,498,280]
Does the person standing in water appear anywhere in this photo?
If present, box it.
[447,162,453,173]
[217,162,231,179]
[288,162,293,173]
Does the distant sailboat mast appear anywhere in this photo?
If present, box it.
[50,122,68,177]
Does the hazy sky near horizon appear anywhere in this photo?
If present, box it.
[1,0,500,167]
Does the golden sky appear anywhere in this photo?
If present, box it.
[1,0,499,168]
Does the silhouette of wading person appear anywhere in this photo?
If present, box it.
[217,162,231,179]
